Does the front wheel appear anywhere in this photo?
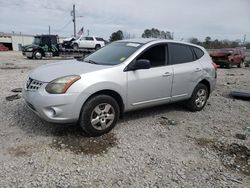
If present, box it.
[186,83,209,111]
[79,95,120,137]
[33,50,42,60]
[237,61,245,68]
[73,43,79,50]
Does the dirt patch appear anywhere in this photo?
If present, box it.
[158,116,178,126]
[11,88,22,93]
[0,66,29,70]
[50,127,118,155]
[6,94,21,101]
[195,138,250,176]
[8,147,28,157]
[7,142,42,157]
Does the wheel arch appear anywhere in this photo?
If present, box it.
[33,47,45,57]
[81,89,125,118]
[199,79,211,95]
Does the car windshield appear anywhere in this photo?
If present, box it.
[83,42,142,65]
[33,37,41,45]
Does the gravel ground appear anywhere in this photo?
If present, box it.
[0,51,249,187]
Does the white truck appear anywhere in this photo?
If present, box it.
[72,36,105,50]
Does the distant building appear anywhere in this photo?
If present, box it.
[0,32,66,51]
[0,32,34,51]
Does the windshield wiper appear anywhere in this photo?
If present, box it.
[84,59,98,64]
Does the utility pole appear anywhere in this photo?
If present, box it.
[87,29,89,36]
[49,25,51,35]
[243,34,246,45]
[72,4,76,37]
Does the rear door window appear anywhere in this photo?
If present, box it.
[85,37,94,41]
[50,36,57,45]
[169,43,194,64]
[41,37,51,46]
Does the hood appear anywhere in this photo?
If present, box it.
[29,59,111,82]
[210,52,231,57]
[22,44,40,51]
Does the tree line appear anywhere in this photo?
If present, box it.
[189,36,249,49]
[109,28,173,42]
[109,28,249,49]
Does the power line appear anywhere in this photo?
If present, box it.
[55,20,72,33]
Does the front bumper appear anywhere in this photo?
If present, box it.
[22,84,82,123]
[22,51,33,57]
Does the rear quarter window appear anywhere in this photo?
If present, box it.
[169,43,194,65]
[192,47,204,60]
[96,37,104,41]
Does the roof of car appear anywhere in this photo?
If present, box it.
[119,38,158,44]
[117,38,204,49]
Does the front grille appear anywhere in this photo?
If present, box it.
[26,77,44,91]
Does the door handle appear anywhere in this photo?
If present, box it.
[162,72,171,77]
[194,68,201,72]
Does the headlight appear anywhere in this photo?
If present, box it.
[26,48,33,51]
[45,75,81,94]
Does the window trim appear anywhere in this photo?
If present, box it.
[124,43,169,72]
[168,43,197,65]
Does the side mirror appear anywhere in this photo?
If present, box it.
[128,59,151,71]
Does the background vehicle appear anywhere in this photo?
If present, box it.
[210,48,246,68]
[72,36,105,50]
[22,35,94,59]
[61,37,76,49]
[23,39,217,137]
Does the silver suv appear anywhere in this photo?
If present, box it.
[23,39,217,136]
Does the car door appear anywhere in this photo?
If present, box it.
[168,43,204,102]
[85,37,95,48]
[127,44,173,110]
[234,49,241,64]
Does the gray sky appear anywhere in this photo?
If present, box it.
[0,0,249,41]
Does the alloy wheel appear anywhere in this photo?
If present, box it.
[90,103,115,130]
[195,89,207,108]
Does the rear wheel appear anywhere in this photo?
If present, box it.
[79,95,120,137]
[186,83,209,111]
[73,43,79,50]
[33,50,42,60]
[227,63,232,69]
[95,44,101,50]
[27,56,33,59]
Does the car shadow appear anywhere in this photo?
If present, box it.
[11,101,188,155]
[121,102,188,122]
[14,100,187,137]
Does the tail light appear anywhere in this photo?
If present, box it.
[212,63,219,71]
[212,63,218,78]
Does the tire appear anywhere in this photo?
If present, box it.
[79,95,120,137]
[95,44,101,50]
[73,43,78,50]
[237,61,243,68]
[227,63,232,69]
[186,83,209,112]
[33,50,43,60]
[27,56,33,59]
